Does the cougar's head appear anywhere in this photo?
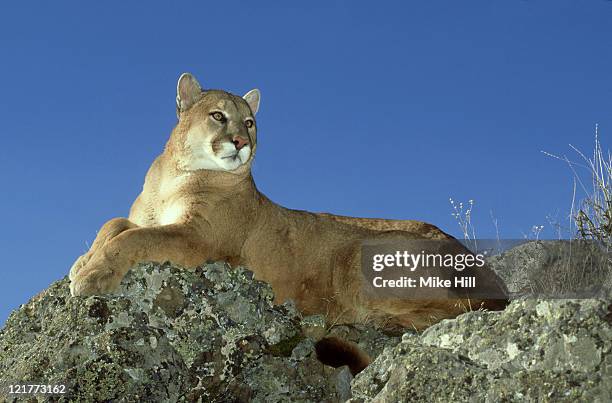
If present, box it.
[171,73,260,173]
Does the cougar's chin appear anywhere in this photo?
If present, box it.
[215,145,251,171]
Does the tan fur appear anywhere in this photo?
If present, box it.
[70,73,508,331]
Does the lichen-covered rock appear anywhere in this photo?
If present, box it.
[350,342,491,402]
[486,240,612,298]
[0,262,341,402]
[351,299,612,402]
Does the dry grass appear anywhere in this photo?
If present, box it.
[543,124,612,248]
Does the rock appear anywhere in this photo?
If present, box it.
[351,299,612,402]
[486,240,612,298]
[350,341,491,402]
[0,262,343,402]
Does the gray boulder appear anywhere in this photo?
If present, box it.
[351,299,612,402]
[0,262,354,402]
[486,240,612,298]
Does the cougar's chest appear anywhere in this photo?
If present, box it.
[156,173,192,225]
[158,200,186,225]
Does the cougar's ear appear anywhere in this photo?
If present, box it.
[176,73,203,117]
[243,89,260,115]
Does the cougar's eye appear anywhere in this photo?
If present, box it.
[245,119,254,128]
[211,111,225,122]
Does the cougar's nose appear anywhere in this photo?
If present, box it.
[232,135,249,150]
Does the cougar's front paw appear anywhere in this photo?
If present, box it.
[69,252,93,281]
[70,260,122,297]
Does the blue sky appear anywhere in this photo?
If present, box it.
[1,1,611,324]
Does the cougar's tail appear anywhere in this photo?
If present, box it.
[314,336,371,376]
[482,298,510,311]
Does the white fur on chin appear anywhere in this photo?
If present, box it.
[181,136,251,172]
